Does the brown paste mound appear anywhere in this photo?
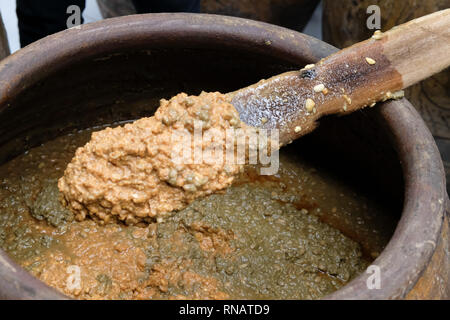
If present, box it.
[58,92,255,224]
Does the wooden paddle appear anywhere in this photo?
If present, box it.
[228,9,450,146]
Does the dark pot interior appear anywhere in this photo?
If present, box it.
[0,14,445,299]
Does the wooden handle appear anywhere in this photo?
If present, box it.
[229,9,450,146]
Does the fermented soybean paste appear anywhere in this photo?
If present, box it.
[0,124,392,299]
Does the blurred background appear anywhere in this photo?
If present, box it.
[0,0,103,52]
[0,0,322,53]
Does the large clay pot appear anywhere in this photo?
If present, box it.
[0,14,447,299]
[97,0,319,31]
[322,0,450,195]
